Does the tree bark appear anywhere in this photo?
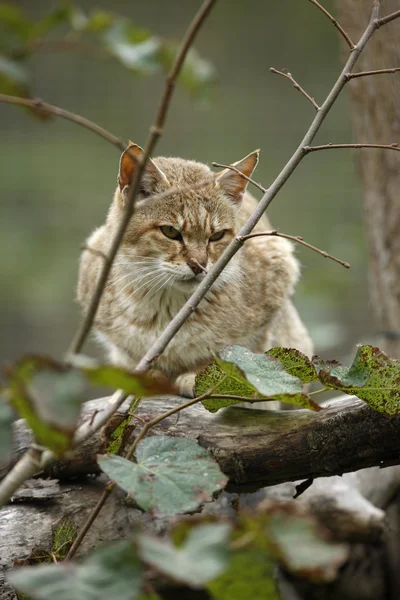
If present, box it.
[336,0,400,358]
[2,395,400,489]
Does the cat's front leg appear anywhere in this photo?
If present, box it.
[175,372,197,398]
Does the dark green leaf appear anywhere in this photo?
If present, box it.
[98,435,228,515]
[208,548,280,600]
[72,354,177,397]
[313,344,400,416]
[8,541,143,600]
[0,3,32,44]
[267,348,317,383]
[139,523,231,587]
[197,346,320,412]
[7,355,87,455]
[0,393,13,462]
[31,5,76,38]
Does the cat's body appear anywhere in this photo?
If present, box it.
[78,144,312,394]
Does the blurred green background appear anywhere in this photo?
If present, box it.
[0,0,373,366]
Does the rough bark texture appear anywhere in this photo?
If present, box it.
[2,395,400,489]
[337,0,400,357]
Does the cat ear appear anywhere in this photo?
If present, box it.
[117,142,169,203]
[215,150,260,205]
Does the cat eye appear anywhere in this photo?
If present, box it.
[160,225,182,241]
[209,231,225,242]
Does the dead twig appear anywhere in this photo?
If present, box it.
[269,68,320,110]
[237,230,350,269]
[304,143,400,154]
[308,0,354,49]
[345,67,400,80]
[212,161,266,194]
[376,9,400,28]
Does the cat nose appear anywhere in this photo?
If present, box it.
[187,258,207,276]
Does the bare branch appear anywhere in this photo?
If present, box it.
[212,161,267,193]
[237,230,350,269]
[269,67,320,110]
[346,67,400,80]
[0,94,127,151]
[376,8,400,28]
[135,3,382,374]
[304,143,400,154]
[308,0,355,49]
[67,0,217,357]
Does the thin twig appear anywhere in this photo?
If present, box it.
[134,2,382,374]
[208,394,277,402]
[376,9,400,28]
[346,67,400,80]
[125,384,220,461]
[65,481,116,561]
[237,230,350,269]
[0,94,127,151]
[67,0,217,357]
[304,143,400,154]
[212,162,266,193]
[269,68,320,110]
[308,0,354,48]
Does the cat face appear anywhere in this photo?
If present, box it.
[110,144,258,297]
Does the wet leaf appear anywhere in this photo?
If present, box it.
[197,346,320,412]
[8,541,143,600]
[313,344,400,416]
[267,348,317,383]
[138,523,231,587]
[0,392,13,463]
[98,435,228,515]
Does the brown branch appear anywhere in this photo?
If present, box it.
[134,1,382,374]
[0,94,127,152]
[269,67,320,110]
[304,143,400,154]
[237,230,350,269]
[212,161,267,194]
[346,67,400,80]
[67,0,217,357]
[376,9,400,28]
[308,0,355,49]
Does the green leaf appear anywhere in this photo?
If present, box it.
[103,19,161,74]
[72,354,177,397]
[7,355,87,455]
[0,393,13,463]
[263,505,348,581]
[313,344,400,416]
[85,10,114,33]
[267,348,317,383]
[158,43,216,98]
[138,523,231,587]
[8,541,143,600]
[0,3,32,44]
[0,53,30,96]
[208,548,281,600]
[31,5,76,38]
[197,346,320,412]
[98,435,228,516]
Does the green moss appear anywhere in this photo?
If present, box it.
[51,517,77,560]
[107,396,141,455]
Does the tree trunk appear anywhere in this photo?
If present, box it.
[336,0,400,358]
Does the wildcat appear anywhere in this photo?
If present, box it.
[77,143,312,396]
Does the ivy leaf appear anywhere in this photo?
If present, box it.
[267,348,317,384]
[138,523,231,587]
[98,435,228,516]
[197,346,320,412]
[6,355,87,455]
[207,548,280,600]
[72,354,177,397]
[313,344,400,416]
[8,541,143,600]
[0,393,13,463]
